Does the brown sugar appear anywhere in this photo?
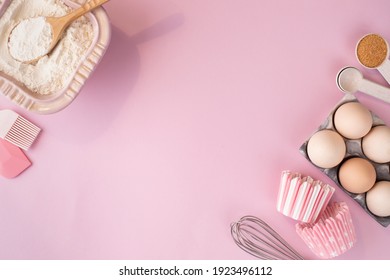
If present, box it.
[356,34,388,68]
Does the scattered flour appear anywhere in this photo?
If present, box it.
[0,0,94,95]
[8,16,53,62]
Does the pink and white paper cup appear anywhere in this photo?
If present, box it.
[296,202,357,259]
[276,171,335,223]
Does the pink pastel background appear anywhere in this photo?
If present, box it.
[1,0,390,259]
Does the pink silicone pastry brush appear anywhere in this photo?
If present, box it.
[0,138,31,178]
[0,109,41,151]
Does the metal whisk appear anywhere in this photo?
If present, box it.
[231,215,304,260]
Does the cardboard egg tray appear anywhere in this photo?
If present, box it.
[300,93,390,227]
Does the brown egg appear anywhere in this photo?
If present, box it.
[333,102,373,139]
[338,158,376,194]
[366,181,390,217]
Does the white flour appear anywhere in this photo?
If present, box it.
[8,16,53,62]
[0,0,94,95]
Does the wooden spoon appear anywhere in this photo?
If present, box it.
[9,0,109,63]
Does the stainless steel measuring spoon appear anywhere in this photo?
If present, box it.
[336,66,390,104]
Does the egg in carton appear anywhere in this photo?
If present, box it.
[300,93,390,227]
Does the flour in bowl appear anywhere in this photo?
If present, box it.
[0,0,94,95]
[8,16,53,62]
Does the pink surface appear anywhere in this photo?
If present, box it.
[1,0,390,259]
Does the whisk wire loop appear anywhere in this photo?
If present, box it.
[231,215,304,260]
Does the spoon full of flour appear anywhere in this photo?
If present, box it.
[8,0,109,63]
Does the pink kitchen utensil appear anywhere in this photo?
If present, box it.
[0,109,41,150]
[0,138,31,178]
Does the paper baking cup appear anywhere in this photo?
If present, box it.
[276,171,335,223]
[296,202,357,259]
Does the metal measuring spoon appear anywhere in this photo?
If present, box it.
[336,66,390,104]
[356,34,390,85]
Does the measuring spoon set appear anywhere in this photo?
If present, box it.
[337,33,390,104]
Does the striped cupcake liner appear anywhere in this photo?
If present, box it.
[277,171,335,223]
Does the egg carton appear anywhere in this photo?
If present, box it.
[300,93,390,227]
